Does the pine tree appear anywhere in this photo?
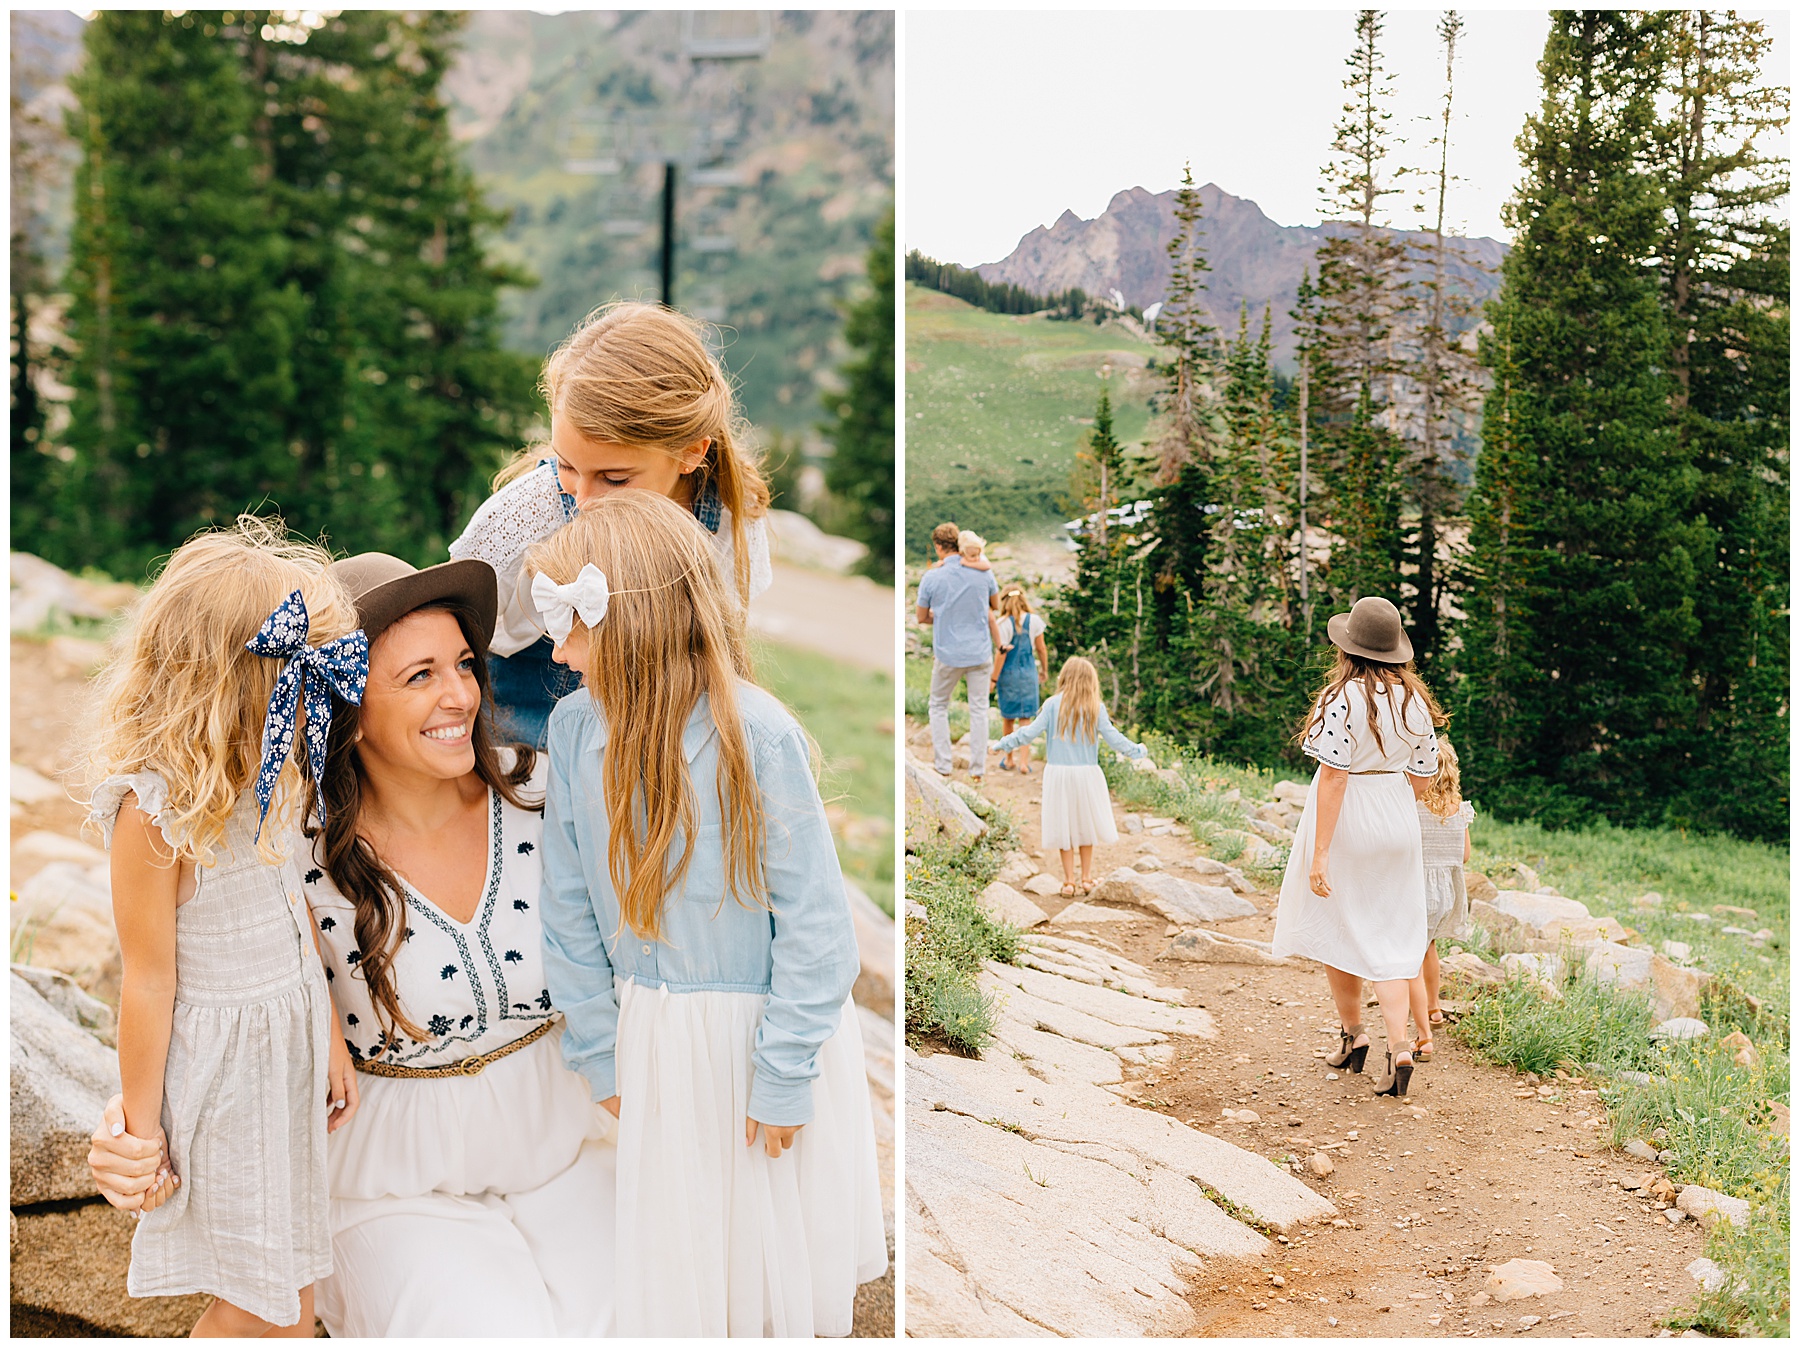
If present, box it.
[58,11,304,576]
[1402,10,1486,667]
[1310,8,1410,607]
[1148,163,1217,610]
[56,11,537,578]
[1649,12,1788,838]
[1456,10,1702,827]
[822,206,895,583]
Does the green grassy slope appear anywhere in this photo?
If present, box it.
[904,283,1158,556]
[755,638,894,916]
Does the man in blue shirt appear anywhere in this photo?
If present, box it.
[915,521,1000,780]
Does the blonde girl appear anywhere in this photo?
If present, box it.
[1270,597,1443,1099]
[526,492,884,1336]
[450,301,774,747]
[989,584,1048,773]
[84,520,367,1336]
[1408,737,1474,1061]
[992,656,1146,895]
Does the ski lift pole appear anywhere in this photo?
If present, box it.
[661,161,677,308]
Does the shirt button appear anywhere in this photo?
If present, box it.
[641,944,651,956]
[289,891,299,905]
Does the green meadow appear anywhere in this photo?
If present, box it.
[904,283,1159,556]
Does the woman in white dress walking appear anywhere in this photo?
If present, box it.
[1271,597,1445,1098]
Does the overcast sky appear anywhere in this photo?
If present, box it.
[906,9,1791,266]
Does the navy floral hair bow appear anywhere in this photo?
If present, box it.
[245,589,369,840]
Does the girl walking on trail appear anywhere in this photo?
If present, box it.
[84,521,367,1336]
[1409,737,1475,1062]
[993,656,1147,896]
[1270,596,1444,1099]
[990,584,1048,773]
[449,301,774,750]
[528,492,885,1337]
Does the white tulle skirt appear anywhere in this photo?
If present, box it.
[613,980,887,1338]
[1039,763,1118,851]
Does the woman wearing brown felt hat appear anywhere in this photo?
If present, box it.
[1269,596,1448,1099]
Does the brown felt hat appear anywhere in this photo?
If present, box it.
[329,553,498,647]
[1326,595,1414,664]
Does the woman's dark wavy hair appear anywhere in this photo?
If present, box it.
[1293,648,1448,760]
[303,599,539,1052]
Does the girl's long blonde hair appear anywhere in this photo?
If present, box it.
[500,302,771,603]
[526,492,766,941]
[998,584,1032,626]
[1053,656,1103,744]
[83,517,357,867]
[1422,736,1464,820]
[1295,649,1448,759]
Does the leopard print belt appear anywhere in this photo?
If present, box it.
[351,1016,558,1079]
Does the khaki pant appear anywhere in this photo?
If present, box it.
[928,659,990,776]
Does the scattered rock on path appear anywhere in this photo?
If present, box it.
[1623,1139,1661,1162]
[1089,867,1256,924]
[1307,1151,1333,1177]
[1182,855,1254,893]
[993,851,1038,887]
[1022,872,1065,897]
[1049,901,1145,925]
[1677,1185,1750,1230]
[1686,1258,1728,1292]
[977,881,1048,930]
[1166,929,1293,967]
[11,761,64,806]
[1484,1258,1563,1302]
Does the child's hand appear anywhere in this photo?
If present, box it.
[746,1117,802,1158]
[599,1095,621,1118]
[326,1034,360,1133]
[89,1095,177,1212]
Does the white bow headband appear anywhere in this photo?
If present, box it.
[531,565,610,645]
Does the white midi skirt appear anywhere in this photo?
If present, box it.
[1039,763,1117,851]
[315,1029,618,1337]
[1271,771,1428,982]
[613,980,888,1338]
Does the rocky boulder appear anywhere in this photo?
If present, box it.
[1166,929,1292,967]
[1088,867,1256,925]
[12,861,120,997]
[1583,943,1708,1021]
[1183,855,1254,893]
[1270,780,1309,806]
[977,881,1048,930]
[903,755,986,850]
[1677,1185,1750,1230]
[11,966,121,1205]
[846,880,896,1021]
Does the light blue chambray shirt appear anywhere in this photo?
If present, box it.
[915,556,999,668]
[538,682,858,1127]
[993,692,1147,767]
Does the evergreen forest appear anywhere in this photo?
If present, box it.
[11,11,895,581]
[1052,10,1787,843]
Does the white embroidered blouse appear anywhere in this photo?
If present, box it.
[305,758,556,1069]
[449,462,774,656]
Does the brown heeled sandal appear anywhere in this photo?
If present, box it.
[1326,1025,1370,1074]
[1373,1049,1415,1097]
[1414,1036,1434,1063]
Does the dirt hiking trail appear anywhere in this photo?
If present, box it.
[930,734,1714,1338]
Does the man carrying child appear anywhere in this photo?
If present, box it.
[915,521,999,782]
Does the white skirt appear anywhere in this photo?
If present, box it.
[316,1029,618,1337]
[614,980,887,1338]
[1271,771,1428,982]
[1039,763,1117,851]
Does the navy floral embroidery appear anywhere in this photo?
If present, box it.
[428,1014,454,1036]
[440,964,459,980]
[346,949,361,965]
[505,949,523,964]
[318,916,336,931]
[244,589,369,839]
[304,867,324,884]
[513,899,530,912]
[537,989,552,1011]
[517,841,535,855]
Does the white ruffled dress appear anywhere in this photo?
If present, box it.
[90,771,333,1327]
[306,760,617,1337]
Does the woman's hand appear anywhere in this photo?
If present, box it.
[599,1095,621,1118]
[326,1033,360,1134]
[1309,848,1332,898]
[746,1117,802,1158]
[89,1094,176,1212]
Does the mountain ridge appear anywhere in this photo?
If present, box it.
[976,182,1507,370]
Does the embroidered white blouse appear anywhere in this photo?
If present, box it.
[1302,680,1441,778]
[304,758,556,1068]
[449,462,774,657]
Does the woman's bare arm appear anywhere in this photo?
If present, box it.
[1308,767,1349,897]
